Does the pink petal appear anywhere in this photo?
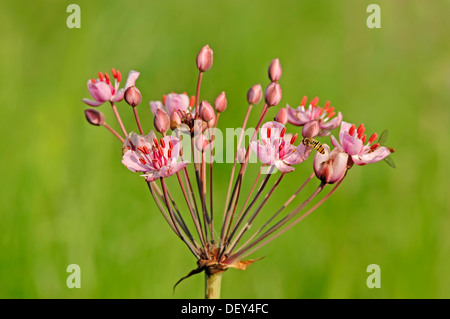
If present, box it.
[283,143,312,165]
[358,146,391,164]
[275,160,295,173]
[82,98,104,107]
[124,70,140,90]
[327,151,348,183]
[110,88,124,102]
[313,144,331,174]
[286,105,309,126]
[342,133,363,156]
[88,80,112,102]
[318,112,343,136]
[165,94,190,117]
[122,151,150,172]
[150,101,163,115]
[338,121,353,145]
[330,135,341,150]
[250,141,275,165]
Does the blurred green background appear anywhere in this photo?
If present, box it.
[1,0,449,299]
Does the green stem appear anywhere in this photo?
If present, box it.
[205,271,223,299]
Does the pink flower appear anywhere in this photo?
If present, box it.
[313,144,348,184]
[286,96,342,137]
[82,70,140,107]
[250,121,312,173]
[331,121,391,166]
[122,131,188,181]
[150,93,191,118]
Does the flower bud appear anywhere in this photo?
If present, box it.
[268,58,282,82]
[214,92,227,112]
[264,82,282,106]
[199,101,215,122]
[196,45,213,72]
[247,84,262,105]
[313,145,348,184]
[302,120,320,138]
[275,107,288,125]
[124,86,142,107]
[195,134,209,152]
[85,109,105,126]
[170,111,182,130]
[236,147,246,163]
[154,108,170,134]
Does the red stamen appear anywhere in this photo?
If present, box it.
[190,96,195,107]
[327,111,336,119]
[361,134,367,144]
[162,95,167,106]
[369,132,378,144]
[280,127,286,138]
[183,92,188,96]
[104,73,110,85]
[310,97,319,106]
[169,141,174,150]
[143,146,149,155]
[153,137,159,146]
[357,123,365,138]
[290,133,298,145]
[139,158,147,165]
[160,138,165,148]
[324,101,330,109]
[111,68,117,78]
[267,127,271,139]
[168,149,172,158]
[158,146,164,157]
[116,70,122,82]
[348,124,356,136]
[327,106,335,114]
[300,96,308,106]
[137,146,145,154]
[91,78,96,84]
[316,107,323,116]
[98,72,104,82]
[370,143,380,150]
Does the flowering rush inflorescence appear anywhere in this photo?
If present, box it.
[82,45,395,298]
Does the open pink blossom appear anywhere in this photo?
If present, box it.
[122,131,188,181]
[82,69,140,107]
[331,121,391,166]
[250,121,312,173]
[286,96,342,137]
[313,144,348,184]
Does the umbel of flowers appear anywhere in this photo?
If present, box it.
[82,45,395,299]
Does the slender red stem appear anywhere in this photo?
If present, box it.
[133,106,144,135]
[110,102,127,137]
[103,122,124,143]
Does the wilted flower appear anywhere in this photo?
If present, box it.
[313,144,348,184]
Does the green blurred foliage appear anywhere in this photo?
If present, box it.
[0,0,449,299]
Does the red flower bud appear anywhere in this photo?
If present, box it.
[124,86,142,107]
[199,101,215,122]
[214,92,227,113]
[85,109,105,126]
[302,120,320,138]
[268,58,282,82]
[247,84,262,105]
[196,45,213,72]
[275,107,288,125]
[154,108,170,134]
[264,82,282,106]
[170,111,182,130]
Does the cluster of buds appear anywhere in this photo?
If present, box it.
[82,45,395,298]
